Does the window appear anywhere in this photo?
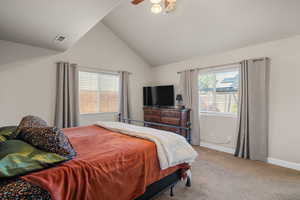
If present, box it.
[198,67,239,115]
[79,71,119,114]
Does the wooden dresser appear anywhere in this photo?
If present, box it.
[143,106,191,139]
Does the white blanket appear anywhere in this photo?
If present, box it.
[96,121,198,170]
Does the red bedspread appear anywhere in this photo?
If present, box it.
[22,125,184,200]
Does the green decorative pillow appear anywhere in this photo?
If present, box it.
[0,136,6,143]
[0,140,67,178]
[0,126,17,139]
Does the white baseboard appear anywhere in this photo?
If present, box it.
[200,142,235,154]
[268,158,300,171]
[200,142,300,171]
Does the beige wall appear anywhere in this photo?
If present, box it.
[0,22,152,126]
[152,35,300,164]
[1,20,300,166]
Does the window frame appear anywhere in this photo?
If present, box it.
[78,67,120,115]
[198,65,240,117]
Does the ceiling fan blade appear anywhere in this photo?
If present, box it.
[131,0,145,5]
[165,0,170,8]
[165,0,176,12]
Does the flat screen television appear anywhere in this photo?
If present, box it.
[143,85,174,107]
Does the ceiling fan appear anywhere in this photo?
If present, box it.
[131,0,176,14]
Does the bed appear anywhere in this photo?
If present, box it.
[0,123,195,200]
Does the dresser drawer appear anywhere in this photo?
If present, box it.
[143,107,191,139]
[144,109,161,116]
[144,115,161,123]
[160,117,180,125]
[161,110,180,118]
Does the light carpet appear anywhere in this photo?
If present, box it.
[156,146,300,200]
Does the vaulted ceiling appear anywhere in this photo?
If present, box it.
[0,0,121,51]
[1,0,300,67]
[103,0,300,66]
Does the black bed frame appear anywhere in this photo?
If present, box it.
[135,169,191,200]
[118,114,192,200]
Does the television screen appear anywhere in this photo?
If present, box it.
[143,87,153,106]
[143,85,174,107]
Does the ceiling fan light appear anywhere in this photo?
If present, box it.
[150,0,162,3]
[151,4,162,14]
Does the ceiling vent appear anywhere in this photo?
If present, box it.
[54,35,67,43]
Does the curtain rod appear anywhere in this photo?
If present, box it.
[177,57,268,74]
[78,65,132,75]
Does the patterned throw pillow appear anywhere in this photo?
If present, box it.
[0,178,51,200]
[18,127,76,159]
[9,116,48,139]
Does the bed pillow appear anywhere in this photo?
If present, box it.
[18,127,76,159]
[9,116,48,139]
[0,136,6,143]
[0,126,17,139]
[0,140,66,178]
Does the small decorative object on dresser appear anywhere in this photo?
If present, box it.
[175,94,184,108]
[143,106,191,141]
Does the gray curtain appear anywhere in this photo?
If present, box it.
[235,58,269,162]
[54,62,79,129]
[179,69,200,145]
[119,71,130,121]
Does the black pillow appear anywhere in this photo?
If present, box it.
[18,127,76,159]
[9,116,48,139]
